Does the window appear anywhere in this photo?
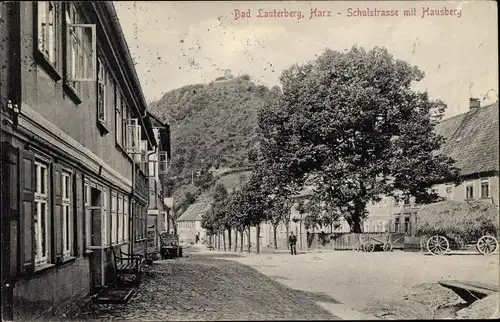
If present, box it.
[403,196,410,205]
[64,2,96,97]
[124,196,129,241]
[466,182,474,199]
[479,179,489,198]
[115,89,123,146]
[62,171,72,257]
[84,180,91,249]
[118,194,123,243]
[404,217,410,234]
[102,189,108,246]
[35,161,50,265]
[445,185,453,201]
[37,1,58,65]
[111,192,117,244]
[122,101,128,146]
[394,217,400,233]
[97,58,107,123]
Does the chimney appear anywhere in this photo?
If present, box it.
[469,97,480,110]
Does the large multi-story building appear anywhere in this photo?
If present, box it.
[0,2,169,320]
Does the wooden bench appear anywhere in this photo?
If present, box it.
[112,249,144,286]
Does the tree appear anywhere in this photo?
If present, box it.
[240,169,269,253]
[266,46,460,233]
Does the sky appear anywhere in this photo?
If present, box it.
[114,0,498,119]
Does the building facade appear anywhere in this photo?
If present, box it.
[177,202,210,244]
[0,2,160,320]
[146,112,171,250]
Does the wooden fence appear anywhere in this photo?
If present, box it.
[307,232,422,251]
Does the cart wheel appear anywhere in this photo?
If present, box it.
[426,235,449,255]
[383,242,393,252]
[476,235,498,255]
[364,241,375,252]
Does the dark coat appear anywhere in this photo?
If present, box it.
[288,235,297,245]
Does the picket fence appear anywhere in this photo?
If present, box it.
[306,232,422,251]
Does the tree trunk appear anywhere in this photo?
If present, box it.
[247,226,251,253]
[256,223,260,254]
[349,199,366,234]
[299,214,303,250]
[273,224,278,249]
[234,229,238,252]
[240,230,244,252]
[223,231,226,251]
[285,221,290,249]
[228,229,232,251]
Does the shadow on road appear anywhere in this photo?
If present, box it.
[69,253,341,320]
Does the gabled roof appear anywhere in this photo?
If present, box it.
[177,202,211,222]
[435,103,499,177]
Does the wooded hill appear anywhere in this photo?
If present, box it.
[148,75,274,214]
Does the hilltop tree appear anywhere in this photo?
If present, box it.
[266,46,460,233]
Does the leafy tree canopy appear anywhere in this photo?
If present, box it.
[259,46,460,232]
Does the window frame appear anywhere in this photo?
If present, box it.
[61,170,73,257]
[124,196,129,242]
[63,2,96,103]
[117,194,123,243]
[84,179,91,250]
[34,1,61,81]
[115,87,123,147]
[102,188,109,247]
[97,57,108,124]
[34,160,50,266]
[110,191,117,245]
[480,178,490,199]
[465,181,474,200]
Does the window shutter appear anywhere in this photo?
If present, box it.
[159,127,171,158]
[74,170,83,257]
[20,149,36,273]
[53,163,64,264]
[2,143,19,278]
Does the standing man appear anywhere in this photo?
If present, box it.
[289,232,297,255]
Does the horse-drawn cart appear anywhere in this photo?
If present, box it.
[416,200,499,256]
[421,234,498,256]
[355,232,406,252]
[159,232,182,259]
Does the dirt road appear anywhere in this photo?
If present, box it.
[227,249,499,319]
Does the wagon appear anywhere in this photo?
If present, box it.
[415,200,499,256]
[422,234,498,256]
[354,232,406,252]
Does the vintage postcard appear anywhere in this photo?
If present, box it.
[0,0,498,321]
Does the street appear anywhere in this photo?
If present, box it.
[229,248,499,319]
[67,247,498,320]
[68,249,339,321]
